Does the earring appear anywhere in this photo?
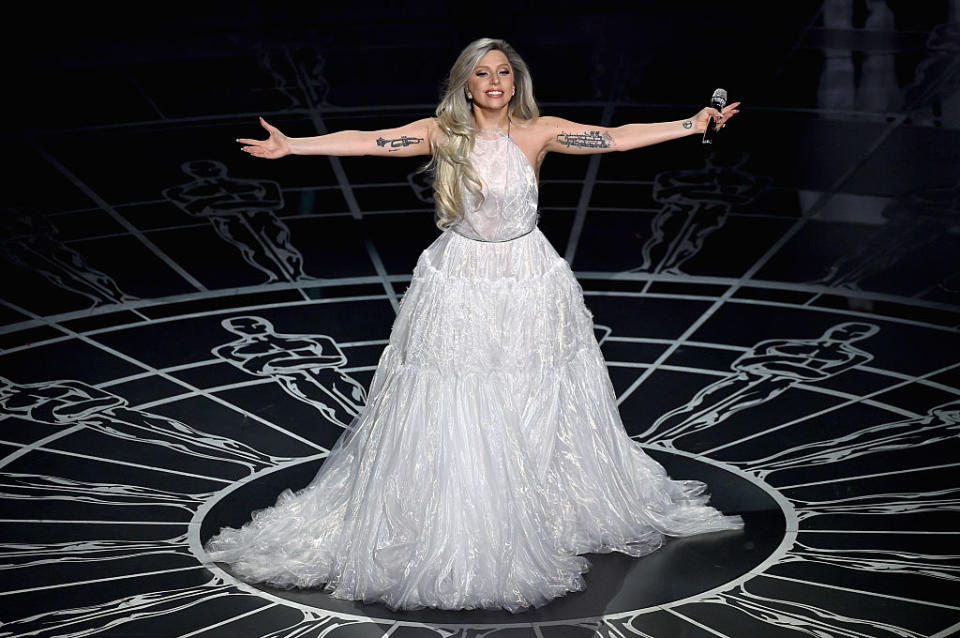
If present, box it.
[466,91,472,100]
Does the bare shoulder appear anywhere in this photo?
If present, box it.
[518,115,561,139]
[531,115,572,135]
[420,117,443,147]
[509,116,556,150]
[426,117,475,150]
[533,115,563,127]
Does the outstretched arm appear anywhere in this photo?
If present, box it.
[238,117,438,159]
[542,102,740,155]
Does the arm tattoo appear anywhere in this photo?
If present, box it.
[682,120,693,129]
[556,130,614,149]
[376,136,424,152]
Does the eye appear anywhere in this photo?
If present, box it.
[499,69,510,75]
[475,71,488,77]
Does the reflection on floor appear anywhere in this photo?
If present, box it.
[2,2,959,637]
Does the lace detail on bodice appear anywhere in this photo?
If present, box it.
[450,128,540,243]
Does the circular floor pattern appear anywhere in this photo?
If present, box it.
[2,279,958,638]
[197,449,788,624]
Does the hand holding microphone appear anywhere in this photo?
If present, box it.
[703,88,727,144]
[688,89,741,144]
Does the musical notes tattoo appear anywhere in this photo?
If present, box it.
[376,135,424,151]
[556,130,614,149]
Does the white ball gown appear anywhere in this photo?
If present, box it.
[204,127,744,613]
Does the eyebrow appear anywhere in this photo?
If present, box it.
[474,64,511,70]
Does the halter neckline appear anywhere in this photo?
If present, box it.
[475,120,511,139]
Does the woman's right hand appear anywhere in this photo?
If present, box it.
[237,117,293,159]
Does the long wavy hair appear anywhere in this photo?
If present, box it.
[424,38,539,229]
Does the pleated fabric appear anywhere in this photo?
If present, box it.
[204,129,743,613]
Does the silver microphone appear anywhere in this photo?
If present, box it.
[702,88,728,145]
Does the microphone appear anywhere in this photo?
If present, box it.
[702,88,728,145]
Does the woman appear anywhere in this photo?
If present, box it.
[205,37,743,613]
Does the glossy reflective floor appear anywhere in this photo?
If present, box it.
[2,2,959,637]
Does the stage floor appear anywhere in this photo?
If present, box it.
[2,3,959,637]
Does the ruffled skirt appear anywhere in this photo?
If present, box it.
[204,228,743,613]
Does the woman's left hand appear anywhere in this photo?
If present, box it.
[690,101,741,134]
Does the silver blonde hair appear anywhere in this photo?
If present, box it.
[424,38,539,229]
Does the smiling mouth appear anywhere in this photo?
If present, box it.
[485,90,504,97]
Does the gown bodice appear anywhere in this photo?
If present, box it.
[450,128,540,242]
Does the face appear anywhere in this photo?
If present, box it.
[466,49,515,109]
